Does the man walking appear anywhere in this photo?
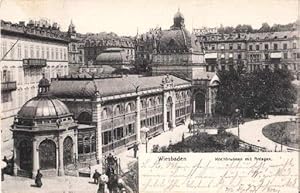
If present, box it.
[133,143,139,158]
[93,169,101,184]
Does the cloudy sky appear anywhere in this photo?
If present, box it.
[0,0,299,36]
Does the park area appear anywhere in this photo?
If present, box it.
[262,121,299,150]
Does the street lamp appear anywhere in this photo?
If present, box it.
[141,127,149,153]
[235,108,241,139]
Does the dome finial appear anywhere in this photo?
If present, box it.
[38,73,50,95]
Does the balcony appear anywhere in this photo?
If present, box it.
[1,81,17,92]
[23,59,47,68]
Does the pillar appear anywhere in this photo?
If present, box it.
[136,95,141,143]
[92,93,102,171]
[32,138,39,178]
[73,131,78,166]
[171,99,176,128]
[163,93,168,131]
[58,136,64,176]
[13,140,18,176]
[208,87,212,115]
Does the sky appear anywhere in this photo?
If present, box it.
[0,0,299,36]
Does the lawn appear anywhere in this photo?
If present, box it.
[262,121,299,149]
[152,132,255,153]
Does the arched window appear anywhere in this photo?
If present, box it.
[63,137,73,166]
[77,112,92,124]
[126,103,133,113]
[39,139,56,169]
[114,105,121,116]
[102,108,108,119]
[147,98,152,108]
[84,137,90,153]
[78,137,83,154]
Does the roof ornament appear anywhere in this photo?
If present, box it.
[38,73,50,95]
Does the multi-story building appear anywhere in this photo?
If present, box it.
[0,19,69,154]
[135,27,162,72]
[195,30,300,78]
[83,33,135,65]
[246,31,299,74]
[66,21,85,73]
[197,33,248,71]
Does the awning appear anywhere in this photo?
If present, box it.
[270,52,282,59]
[205,53,217,59]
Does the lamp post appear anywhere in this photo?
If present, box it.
[235,108,241,139]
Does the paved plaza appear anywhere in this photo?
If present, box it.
[1,115,297,193]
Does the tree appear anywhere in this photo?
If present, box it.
[259,22,271,32]
[215,68,297,117]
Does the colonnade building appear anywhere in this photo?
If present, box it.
[12,74,191,177]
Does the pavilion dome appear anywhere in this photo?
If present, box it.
[95,48,129,65]
[17,95,71,120]
[17,76,71,120]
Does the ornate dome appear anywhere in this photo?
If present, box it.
[96,48,129,65]
[157,10,202,53]
[17,95,71,119]
[174,9,184,20]
[158,28,202,53]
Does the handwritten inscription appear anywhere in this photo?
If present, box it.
[139,153,298,193]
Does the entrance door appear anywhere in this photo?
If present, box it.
[19,140,32,171]
[39,139,56,169]
[63,137,73,166]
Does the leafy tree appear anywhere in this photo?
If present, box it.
[215,68,296,117]
[259,22,271,32]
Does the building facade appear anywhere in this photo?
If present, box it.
[49,74,191,165]
[196,30,300,78]
[1,19,69,154]
[66,21,85,68]
[83,33,135,65]
[149,10,219,116]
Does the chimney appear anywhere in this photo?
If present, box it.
[19,21,25,26]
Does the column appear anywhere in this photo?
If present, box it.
[163,94,168,131]
[208,87,212,115]
[135,95,141,143]
[13,141,18,176]
[73,131,78,166]
[58,136,64,176]
[32,138,39,178]
[92,93,102,171]
[171,99,176,128]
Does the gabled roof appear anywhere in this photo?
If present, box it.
[49,75,190,99]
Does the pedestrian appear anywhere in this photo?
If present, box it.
[133,143,139,158]
[188,123,192,133]
[35,169,43,188]
[93,169,101,184]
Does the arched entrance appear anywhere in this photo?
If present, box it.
[167,96,173,125]
[39,139,56,170]
[19,140,33,171]
[63,137,73,166]
[194,92,206,114]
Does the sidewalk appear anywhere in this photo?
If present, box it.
[227,115,296,152]
[117,123,191,172]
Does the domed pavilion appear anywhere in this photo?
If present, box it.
[151,10,219,116]
[11,75,78,178]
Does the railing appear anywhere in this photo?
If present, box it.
[239,140,267,152]
[1,81,17,92]
[23,59,47,68]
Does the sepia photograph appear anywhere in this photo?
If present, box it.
[0,0,299,192]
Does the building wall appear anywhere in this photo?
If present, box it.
[1,34,69,149]
[198,31,300,77]
[57,85,191,160]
